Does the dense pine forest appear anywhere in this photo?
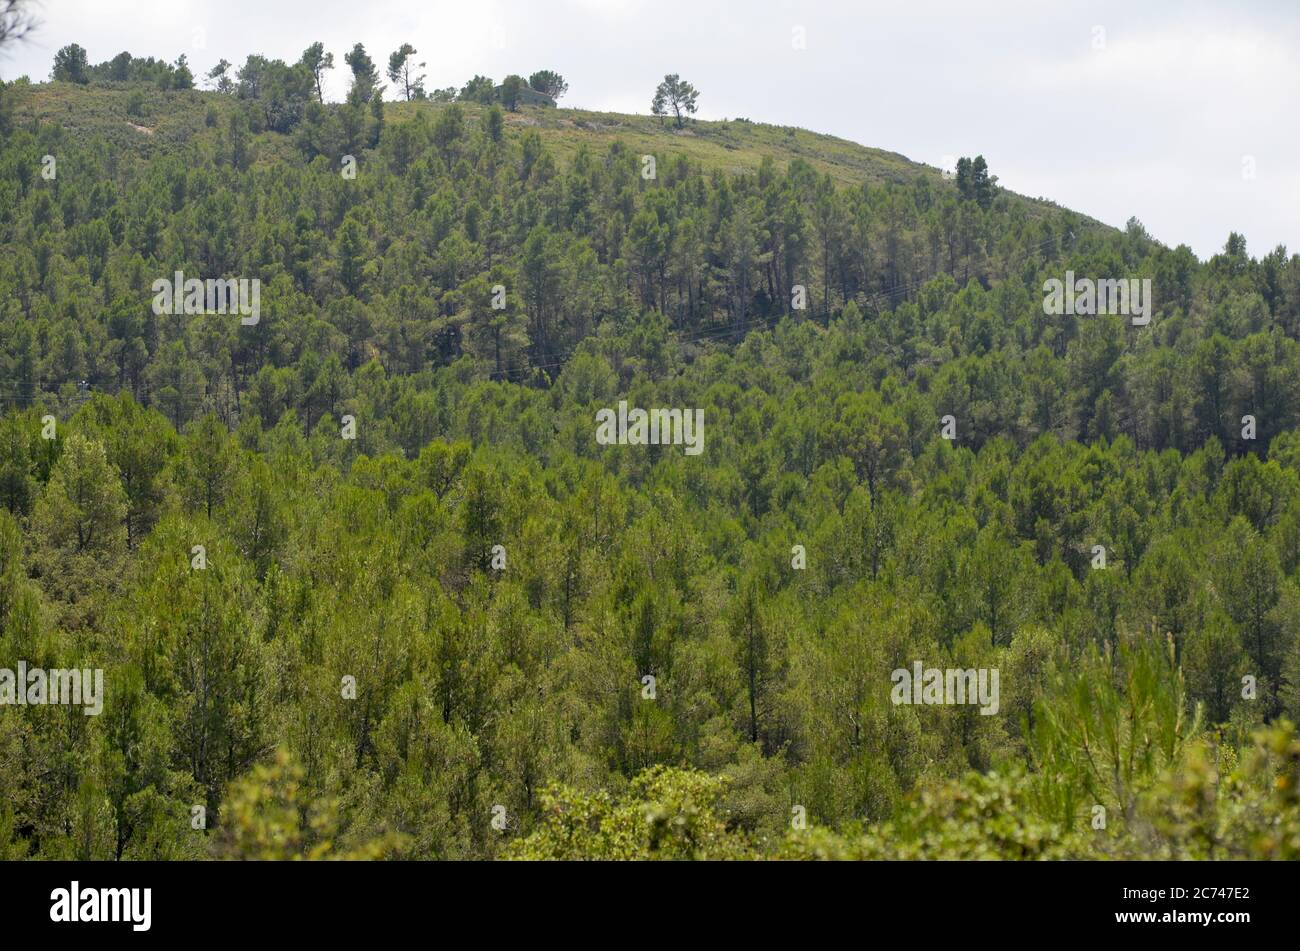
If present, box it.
[1,42,1300,861]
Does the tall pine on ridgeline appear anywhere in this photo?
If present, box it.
[652,73,699,128]
[344,42,379,100]
[299,42,334,102]
[386,43,426,102]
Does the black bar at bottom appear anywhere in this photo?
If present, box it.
[0,859,1280,938]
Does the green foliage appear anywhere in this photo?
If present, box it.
[52,43,89,84]
[955,155,996,208]
[344,43,378,100]
[506,766,751,860]
[528,70,568,101]
[500,74,524,112]
[298,42,332,102]
[217,749,405,859]
[459,75,495,105]
[1031,635,1199,830]
[778,769,1090,860]
[386,44,425,102]
[508,723,1300,859]
[652,74,699,128]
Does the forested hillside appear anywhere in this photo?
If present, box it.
[1,52,1300,860]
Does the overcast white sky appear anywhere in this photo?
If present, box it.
[3,0,1297,259]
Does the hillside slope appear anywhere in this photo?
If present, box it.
[3,72,1300,864]
[11,81,1098,226]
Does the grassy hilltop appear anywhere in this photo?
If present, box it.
[13,80,1089,217]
